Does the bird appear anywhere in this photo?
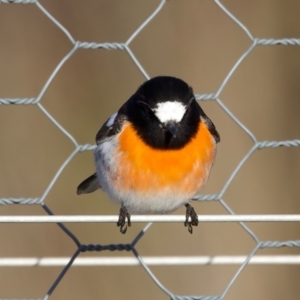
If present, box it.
[77,76,220,234]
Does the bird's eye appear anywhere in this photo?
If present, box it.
[144,107,155,119]
[138,101,155,119]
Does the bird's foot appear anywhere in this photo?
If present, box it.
[117,205,131,234]
[184,203,198,234]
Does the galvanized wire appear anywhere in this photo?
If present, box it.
[1,0,300,300]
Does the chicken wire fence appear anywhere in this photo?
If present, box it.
[1,0,300,299]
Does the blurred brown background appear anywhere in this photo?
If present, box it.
[0,0,300,299]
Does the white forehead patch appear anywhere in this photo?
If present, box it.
[106,112,118,127]
[154,101,186,123]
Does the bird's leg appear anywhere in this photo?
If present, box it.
[117,205,131,234]
[184,203,199,234]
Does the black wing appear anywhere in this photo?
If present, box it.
[202,115,220,143]
[95,112,127,144]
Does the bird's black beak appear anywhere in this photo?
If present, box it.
[165,121,178,137]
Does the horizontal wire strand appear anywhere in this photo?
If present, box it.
[0,256,299,267]
[0,215,300,223]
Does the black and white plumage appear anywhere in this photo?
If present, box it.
[77,76,220,234]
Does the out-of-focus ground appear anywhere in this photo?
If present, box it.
[0,0,300,299]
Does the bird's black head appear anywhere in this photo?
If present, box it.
[122,76,202,150]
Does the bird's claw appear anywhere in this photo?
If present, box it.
[184,203,198,234]
[117,205,131,234]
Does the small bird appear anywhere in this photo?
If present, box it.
[77,76,220,234]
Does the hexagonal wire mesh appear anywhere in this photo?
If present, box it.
[1,0,300,299]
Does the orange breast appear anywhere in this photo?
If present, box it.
[115,121,215,196]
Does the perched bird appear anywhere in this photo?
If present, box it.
[77,76,220,234]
